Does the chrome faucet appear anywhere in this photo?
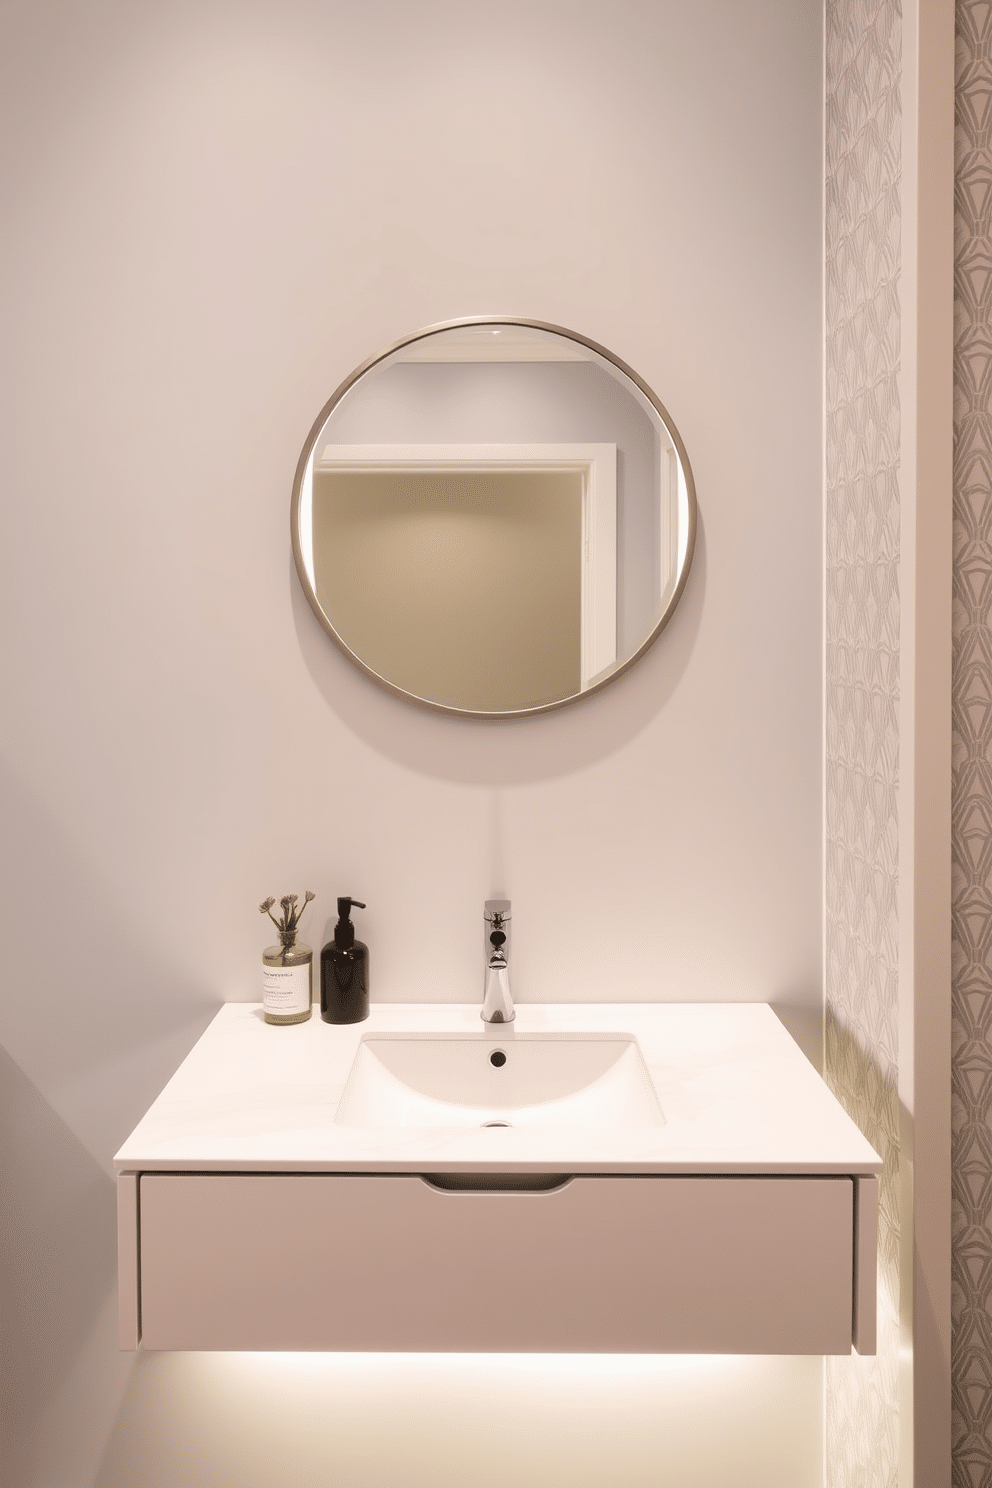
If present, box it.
[482,900,514,1024]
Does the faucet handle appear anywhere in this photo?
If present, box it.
[484,899,511,969]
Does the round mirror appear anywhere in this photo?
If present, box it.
[291,319,696,718]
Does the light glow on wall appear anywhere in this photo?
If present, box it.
[91,1350,823,1488]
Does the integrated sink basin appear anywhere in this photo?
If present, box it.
[334,1031,666,1128]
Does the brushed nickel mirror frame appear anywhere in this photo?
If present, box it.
[291,317,697,720]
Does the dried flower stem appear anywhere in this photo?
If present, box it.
[259,890,315,937]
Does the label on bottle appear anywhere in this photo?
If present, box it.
[262,961,311,1017]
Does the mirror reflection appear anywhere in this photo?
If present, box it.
[292,321,696,717]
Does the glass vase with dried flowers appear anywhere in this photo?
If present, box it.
[259,891,316,1025]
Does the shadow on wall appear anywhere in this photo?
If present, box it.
[290,515,707,788]
[0,1046,132,1488]
[0,762,223,1172]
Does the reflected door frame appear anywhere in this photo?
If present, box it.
[302,442,617,688]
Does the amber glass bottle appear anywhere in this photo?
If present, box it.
[262,930,313,1025]
[258,891,315,1025]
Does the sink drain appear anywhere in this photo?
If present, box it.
[481,1119,512,1128]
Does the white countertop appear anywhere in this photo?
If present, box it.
[114,1002,881,1176]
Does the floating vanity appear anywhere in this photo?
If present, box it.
[115,1003,881,1356]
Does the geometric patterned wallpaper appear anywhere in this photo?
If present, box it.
[824,2,903,1484]
[952,5,992,1484]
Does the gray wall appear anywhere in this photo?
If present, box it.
[0,3,824,1485]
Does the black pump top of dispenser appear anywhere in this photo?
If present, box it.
[334,897,366,950]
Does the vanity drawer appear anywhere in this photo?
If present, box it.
[136,1173,858,1353]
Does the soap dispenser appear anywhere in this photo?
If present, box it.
[321,897,369,1024]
